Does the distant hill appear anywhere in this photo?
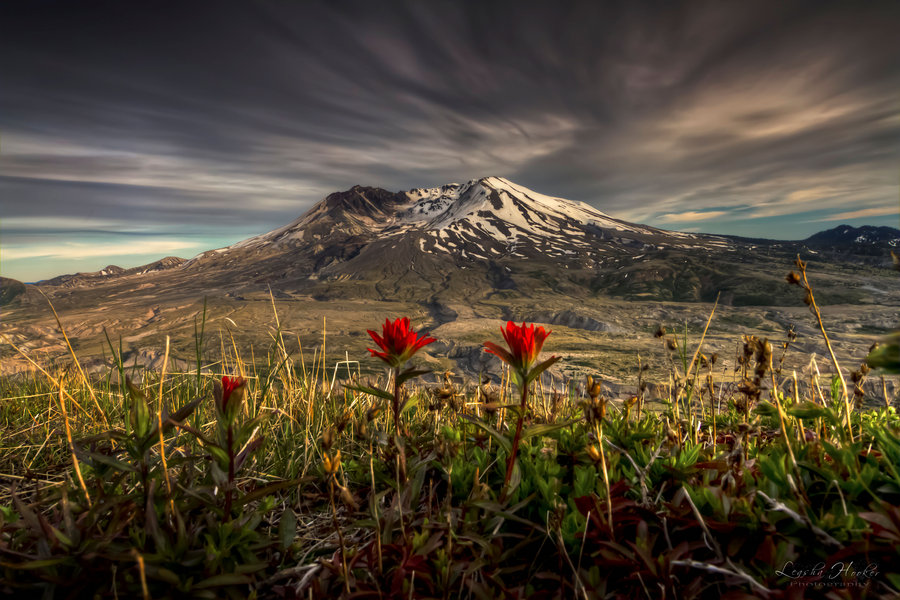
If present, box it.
[37,256,186,288]
[804,224,899,256]
[0,277,27,306]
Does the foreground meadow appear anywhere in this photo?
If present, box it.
[1,263,898,599]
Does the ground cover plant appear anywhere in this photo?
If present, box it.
[1,261,899,599]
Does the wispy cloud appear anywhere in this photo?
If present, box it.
[816,206,899,222]
[2,240,202,261]
[657,210,729,223]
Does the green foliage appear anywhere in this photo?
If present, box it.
[2,328,900,598]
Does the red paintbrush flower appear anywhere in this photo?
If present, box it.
[367,317,436,367]
[215,375,246,417]
[483,321,558,500]
[483,321,551,377]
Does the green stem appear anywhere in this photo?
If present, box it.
[224,424,234,520]
[392,366,401,434]
[502,378,528,501]
[392,365,407,481]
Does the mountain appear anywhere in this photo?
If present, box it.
[171,177,896,308]
[0,277,27,306]
[177,177,754,304]
[4,177,898,378]
[806,224,899,246]
[804,225,900,258]
[27,177,900,308]
[37,256,187,288]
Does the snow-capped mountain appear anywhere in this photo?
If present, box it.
[29,177,899,309]
[198,176,726,265]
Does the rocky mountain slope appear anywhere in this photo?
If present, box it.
[3,177,898,378]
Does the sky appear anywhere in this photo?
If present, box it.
[2,0,899,282]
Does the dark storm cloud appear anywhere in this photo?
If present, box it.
[1,0,898,275]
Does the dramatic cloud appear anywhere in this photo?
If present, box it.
[1,0,898,280]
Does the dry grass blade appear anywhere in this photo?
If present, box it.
[796,257,852,438]
[58,385,91,508]
[37,289,109,428]
[157,335,175,514]
[672,559,770,597]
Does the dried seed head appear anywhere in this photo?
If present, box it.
[339,484,359,509]
[738,380,759,396]
[785,271,802,286]
[666,337,678,351]
[482,401,502,415]
[762,340,773,363]
[587,444,602,462]
[321,427,334,451]
[336,410,352,433]
[654,325,666,338]
[366,406,382,422]
[323,450,341,475]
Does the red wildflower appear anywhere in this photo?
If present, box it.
[367,317,435,367]
[483,321,551,376]
[216,375,246,415]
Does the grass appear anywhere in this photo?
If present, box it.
[1,270,899,598]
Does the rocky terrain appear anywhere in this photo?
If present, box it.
[2,177,898,387]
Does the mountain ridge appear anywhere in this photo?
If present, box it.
[21,179,899,308]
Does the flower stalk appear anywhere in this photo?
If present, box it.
[484,321,558,501]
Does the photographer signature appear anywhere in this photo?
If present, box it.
[776,560,879,581]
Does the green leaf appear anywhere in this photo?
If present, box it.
[507,461,522,496]
[786,401,829,420]
[0,557,68,570]
[754,401,778,418]
[237,477,311,507]
[193,573,252,589]
[278,509,297,550]
[74,447,137,473]
[207,444,229,469]
[147,397,203,441]
[831,375,842,404]
[344,384,393,401]
[397,367,430,386]
[460,414,511,455]
[526,356,560,385]
[866,335,900,373]
[146,567,181,586]
[520,420,576,442]
[886,572,900,592]
[400,395,419,415]
[126,378,152,439]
